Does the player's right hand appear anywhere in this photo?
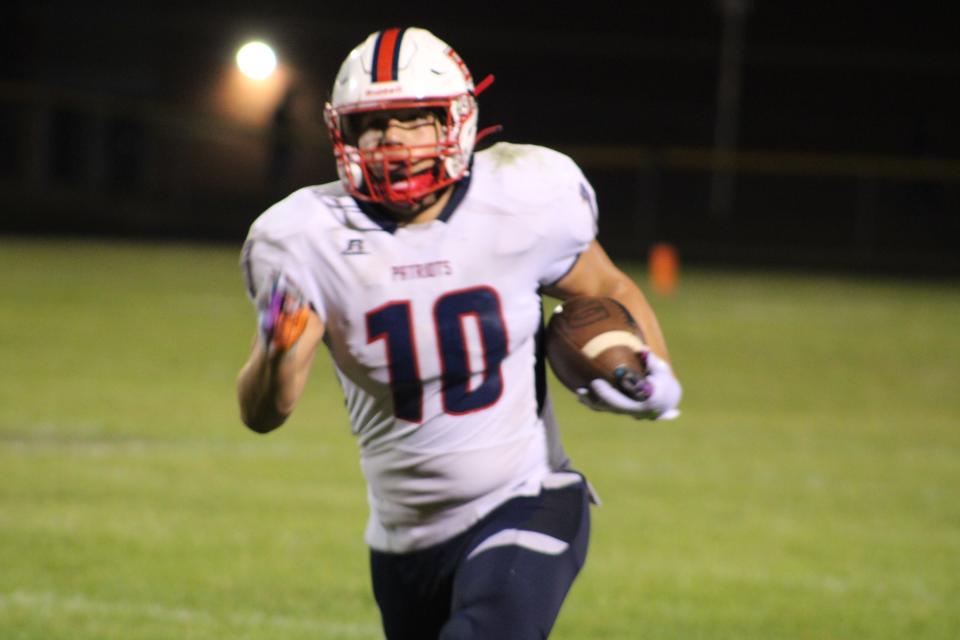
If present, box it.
[576,351,682,420]
[257,275,310,355]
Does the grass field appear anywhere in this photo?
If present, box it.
[1,236,958,639]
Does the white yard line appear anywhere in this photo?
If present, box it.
[0,435,323,457]
[0,589,380,638]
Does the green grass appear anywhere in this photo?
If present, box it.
[1,236,958,639]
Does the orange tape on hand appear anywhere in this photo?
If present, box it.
[259,276,310,354]
[272,303,309,352]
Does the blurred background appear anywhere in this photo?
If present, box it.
[2,0,958,270]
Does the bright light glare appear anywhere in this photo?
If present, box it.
[236,41,277,80]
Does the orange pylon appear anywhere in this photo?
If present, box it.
[649,243,679,295]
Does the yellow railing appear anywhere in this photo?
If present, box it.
[557,145,960,183]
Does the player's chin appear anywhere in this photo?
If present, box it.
[376,170,439,211]
[381,193,433,220]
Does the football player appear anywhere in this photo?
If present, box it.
[237,27,681,640]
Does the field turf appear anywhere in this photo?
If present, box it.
[1,237,958,639]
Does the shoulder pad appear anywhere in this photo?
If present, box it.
[473,143,585,206]
[248,183,343,241]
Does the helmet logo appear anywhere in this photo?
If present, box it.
[364,84,403,97]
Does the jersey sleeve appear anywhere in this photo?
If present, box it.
[240,197,327,323]
[533,152,599,287]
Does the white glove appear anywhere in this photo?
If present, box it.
[576,351,682,420]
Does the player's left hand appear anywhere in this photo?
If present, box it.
[257,275,310,355]
[576,351,682,420]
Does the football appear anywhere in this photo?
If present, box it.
[546,296,649,396]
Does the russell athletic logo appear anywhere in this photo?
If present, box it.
[343,239,368,255]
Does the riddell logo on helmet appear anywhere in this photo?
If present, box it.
[364,84,403,96]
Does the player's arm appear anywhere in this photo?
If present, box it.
[543,240,671,363]
[236,285,325,433]
[543,240,681,420]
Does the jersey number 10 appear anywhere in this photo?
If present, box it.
[366,286,508,422]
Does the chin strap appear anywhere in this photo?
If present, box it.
[473,74,502,146]
[476,125,503,145]
[475,74,495,95]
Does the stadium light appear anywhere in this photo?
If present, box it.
[236,41,278,80]
[211,39,292,126]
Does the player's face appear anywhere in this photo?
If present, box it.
[355,108,441,175]
[349,107,447,218]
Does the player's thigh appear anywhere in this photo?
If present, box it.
[370,543,456,640]
[441,482,591,639]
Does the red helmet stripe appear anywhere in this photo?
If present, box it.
[373,27,403,82]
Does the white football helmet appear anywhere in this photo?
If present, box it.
[324,27,481,206]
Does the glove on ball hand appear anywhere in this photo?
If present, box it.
[258,275,309,355]
[576,351,682,420]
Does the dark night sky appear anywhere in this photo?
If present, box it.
[6,1,959,156]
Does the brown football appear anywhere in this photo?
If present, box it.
[546,296,649,396]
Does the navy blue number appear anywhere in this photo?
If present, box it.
[366,301,423,422]
[366,288,507,421]
[434,287,507,414]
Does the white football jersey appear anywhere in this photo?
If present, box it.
[242,143,598,552]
